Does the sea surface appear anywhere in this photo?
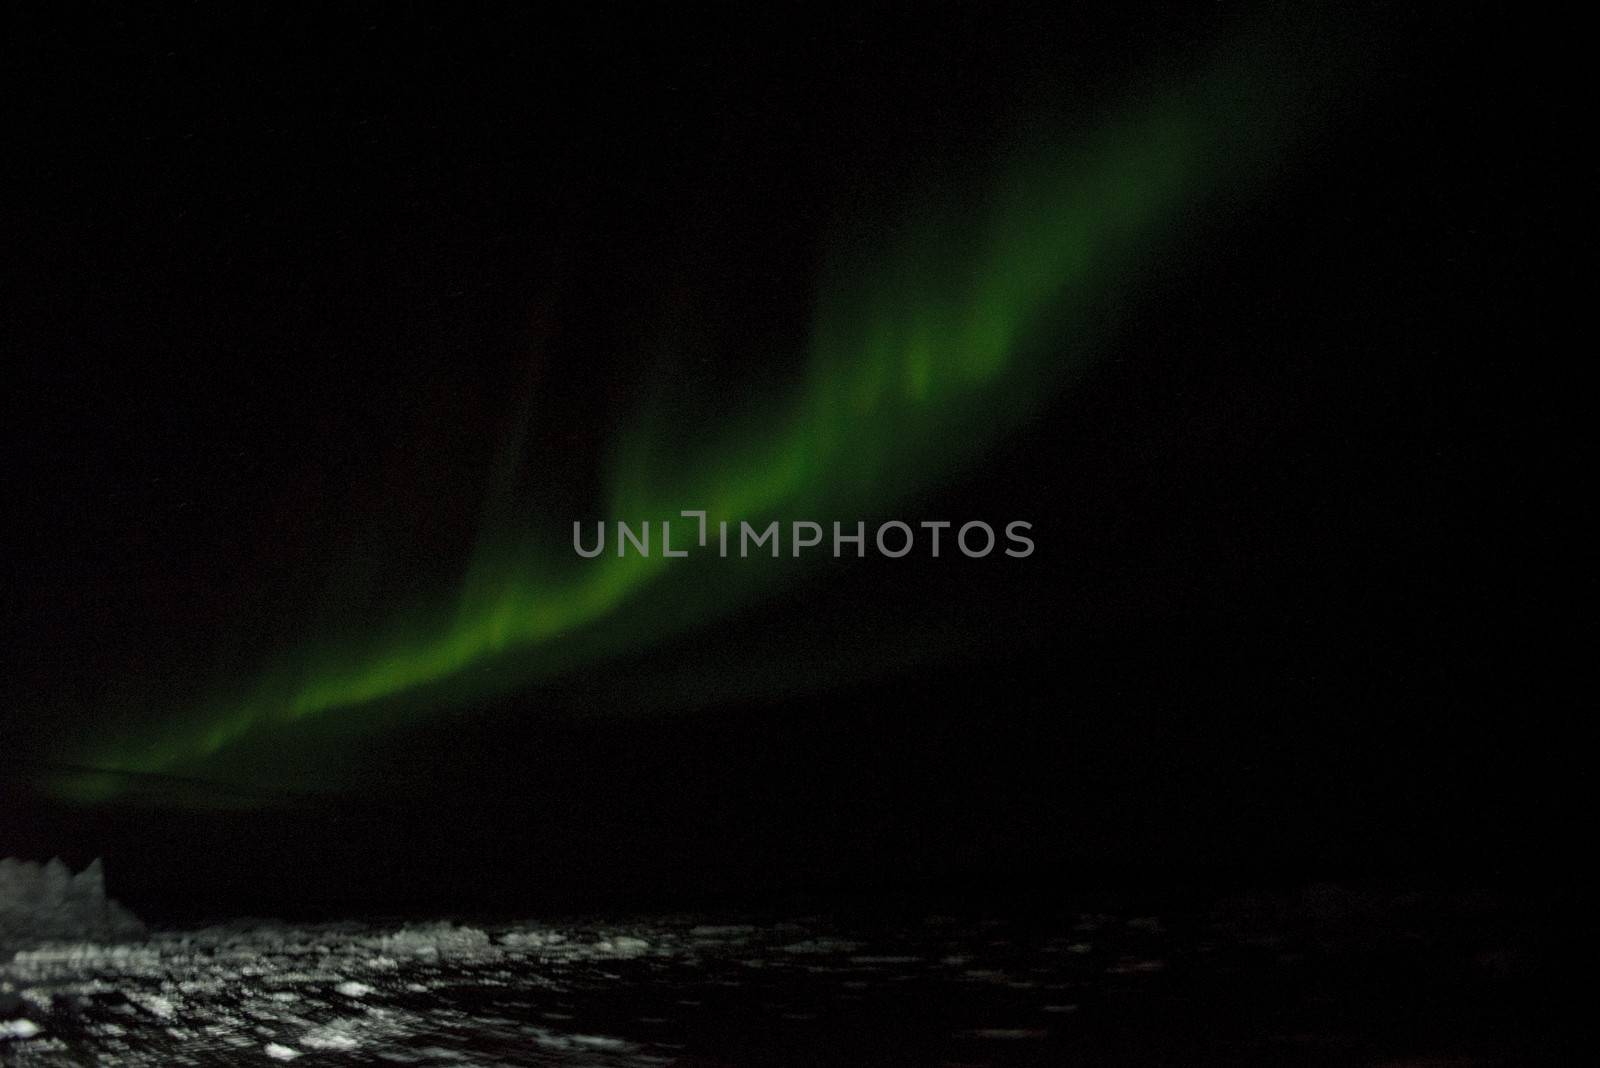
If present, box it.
[0,889,1578,1065]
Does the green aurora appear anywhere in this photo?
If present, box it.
[50,19,1357,803]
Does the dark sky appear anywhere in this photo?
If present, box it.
[1,4,1580,920]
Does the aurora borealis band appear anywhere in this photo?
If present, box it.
[42,17,1349,803]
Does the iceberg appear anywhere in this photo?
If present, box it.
[0,858,145,951]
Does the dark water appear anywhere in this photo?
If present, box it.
[0,888,1581,1065]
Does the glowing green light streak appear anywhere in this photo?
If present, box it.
[54,27,1334,801]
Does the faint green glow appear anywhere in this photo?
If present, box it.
[52,28,1333,802]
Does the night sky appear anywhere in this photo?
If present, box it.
[2,4,1579,921]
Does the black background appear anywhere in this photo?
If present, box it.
[1,3,1583,922]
